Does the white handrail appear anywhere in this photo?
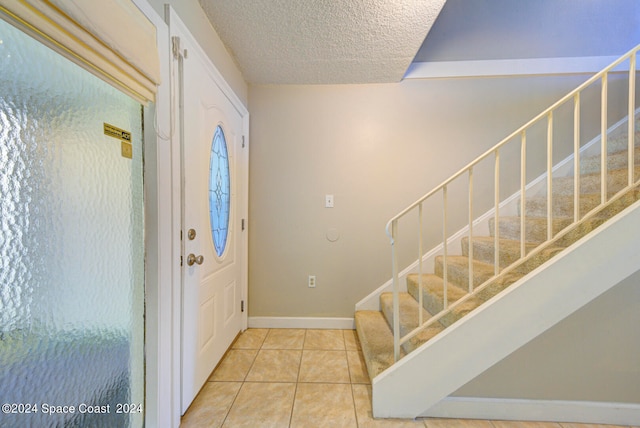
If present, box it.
[386,44,640,363]
[385,44,640,237]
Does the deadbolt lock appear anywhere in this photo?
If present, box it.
[187,229,197,240]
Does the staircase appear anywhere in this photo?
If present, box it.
[355,45,640,422]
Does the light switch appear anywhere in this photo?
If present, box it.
[325,194,334,208]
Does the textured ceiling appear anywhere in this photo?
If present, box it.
[198,0,447,85]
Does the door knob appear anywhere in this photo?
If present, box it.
[187,254,204,266]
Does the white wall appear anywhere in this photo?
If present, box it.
[248,74,613,319]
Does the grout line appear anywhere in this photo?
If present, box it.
[218,381,242,427]
[288,381,298,428]
[218,329,269,426]
[242,349,260,383]
[288,329,307,427]
[256,327,269,349]
[350,382,361,427]
[217,329,264,426]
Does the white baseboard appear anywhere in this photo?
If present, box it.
[423,396,640,426]
[248,316,355,330]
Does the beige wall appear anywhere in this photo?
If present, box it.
[144,0,633,322]
[455,270,640,402]
[248,75,618,318]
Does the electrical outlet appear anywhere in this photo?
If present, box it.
[308,275,316,288]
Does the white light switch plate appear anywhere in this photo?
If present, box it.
[325,194,334,208]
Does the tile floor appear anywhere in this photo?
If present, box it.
[180,328,637,428]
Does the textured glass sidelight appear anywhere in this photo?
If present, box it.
[0,19,144,427]
[209,126,231,257]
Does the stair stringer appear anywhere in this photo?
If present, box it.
[372,199,640,420]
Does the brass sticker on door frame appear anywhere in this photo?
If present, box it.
[104,123,131,142]
[121,141,133,159]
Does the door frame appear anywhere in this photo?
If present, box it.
[168,3,249,417]
[135,2,249,426]
[131,1,174,426]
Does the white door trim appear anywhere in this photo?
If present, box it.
[132,2,249,426]
[168,4,249,420]
[129,0,176,426]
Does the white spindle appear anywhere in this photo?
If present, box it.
[494,150,500,275]
[442,186,448,309]
[468,169,474,293]
[520,131,526,258]
[574,93,581,222]
[547,112,553,241]
[601,73,608,204]
[418,203,424,327]
[629,54,636,186]
[391,220,400,362]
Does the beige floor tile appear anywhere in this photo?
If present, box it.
[304,329,346,350]
[180,382,241,428]
[186,328,620,428]
[245,349,302,382]
[222,382,296,428]
[262,329,306,349]
[232,328,268,349]
[493,422,562,428]
[344,329,361,351]
[290,383,357,428]
[209,349,258,381]
[352,384,426,427]
[298,350,351,383]
[424,417,495,428]
[346,350,370,384]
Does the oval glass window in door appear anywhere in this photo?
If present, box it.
[209,125,231,257]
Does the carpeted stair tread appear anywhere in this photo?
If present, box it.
[461,236,537,267]
[509,184,640,245]
[521,188,640,218]
[521,193,607,218]
[380,292,431,331]
[545,185,640,247]
[406,273,468,315]
[594,128,640,156]
[490,216,573,242]
[579,147,640,175]
[439,269,525,327]
[434,255,496,289]
[380,292,443,354]
[355,310,402,381]
[510,245,566,275]
[551,165,640,196]
[406,274,481,328]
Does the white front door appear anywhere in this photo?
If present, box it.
[172,18,248,413]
